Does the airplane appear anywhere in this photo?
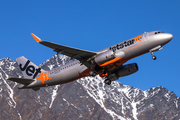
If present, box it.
[8,31,173,91]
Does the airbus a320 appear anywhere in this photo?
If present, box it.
[8,31,173,91]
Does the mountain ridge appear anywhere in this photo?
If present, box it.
[0,55,179,120]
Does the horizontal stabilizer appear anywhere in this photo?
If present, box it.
[8,77,35,85]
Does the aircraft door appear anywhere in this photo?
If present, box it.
[143,32,149,41]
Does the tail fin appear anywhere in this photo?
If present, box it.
[16,56,46,79]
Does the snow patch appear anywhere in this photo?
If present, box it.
[8,64,15,70]
[48,64,55,70]
[0,71,16,108]
[147,88,161,98]
[0,61,4,66]
[143,91,147,98]
[36,96,42,105]
[164,92,171,102]
[63,98,70,106]
[49,85,59,108]
[175,100,178,108]
[121,98,125,114]
[17,111,22,120]
[132,102,138,120]
[79,114,82,118]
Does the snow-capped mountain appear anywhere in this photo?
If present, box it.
[0,55,179,120]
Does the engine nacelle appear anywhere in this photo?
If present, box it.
[116,63,138,77]
[107,63,138,81]
[114,51,125,58]
[92,50,115,64]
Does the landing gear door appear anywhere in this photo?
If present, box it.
[143,32,149,41]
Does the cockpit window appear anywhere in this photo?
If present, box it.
[155,31,164,34]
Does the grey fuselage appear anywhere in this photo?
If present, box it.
[27,31,173,88]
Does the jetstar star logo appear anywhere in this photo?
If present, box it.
[36,72,51,86]
[109,35,142,51]
[134,35,142,43]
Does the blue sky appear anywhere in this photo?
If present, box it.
[0,1,180,96]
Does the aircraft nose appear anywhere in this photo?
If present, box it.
[165,33,173,41]
[160,33,173,44]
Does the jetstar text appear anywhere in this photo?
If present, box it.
[109,39,135,51]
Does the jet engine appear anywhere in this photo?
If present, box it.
[91,50,115,64]
[116,63,138,77]
[107,63,138,81]
[91,50,126,65]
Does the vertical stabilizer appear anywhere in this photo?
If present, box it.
[16,56,46,79]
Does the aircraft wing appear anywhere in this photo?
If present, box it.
[31,33,96,67]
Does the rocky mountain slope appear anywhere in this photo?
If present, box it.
[0,55,179,120]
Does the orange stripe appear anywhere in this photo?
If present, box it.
[99,58,122,67]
